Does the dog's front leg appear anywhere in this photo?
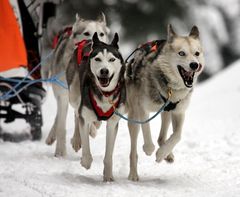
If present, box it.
[71,112,81,152]
[157,112,174,163]
[79,118,92,169]
[156,112,185,162]
[141,112,155,156]
[128,111,140,181]
[49,93,69,157]
[103,119,119,182]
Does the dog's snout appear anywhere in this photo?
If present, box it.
[189,62,199,71]
[100,68,109,76]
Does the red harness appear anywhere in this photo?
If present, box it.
[52,26,72,49]
[89,84,121,121]
[76,39,91,65]
[52,27,91,65]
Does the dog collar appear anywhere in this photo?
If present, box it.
[89,87,121,121]
[160,93,179,111]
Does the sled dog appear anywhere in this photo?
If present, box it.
[126,25,204,181]
[45,13,110,157]
[66,33,126,181]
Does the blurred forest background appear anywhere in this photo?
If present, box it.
[27,0,240,81]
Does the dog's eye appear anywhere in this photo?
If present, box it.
[195,51,200,56]
[95,57,101,62]
[99,32,104,37]
[109,58,116,62]
[178,51,186,56]
[83,32,90,36]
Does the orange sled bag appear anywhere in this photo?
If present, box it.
[0,0,27,71]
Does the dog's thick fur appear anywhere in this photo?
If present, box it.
[126,25,204,181]
[66,33,126,181]
[45,13,110,156]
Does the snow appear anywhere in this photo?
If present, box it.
[1,61,240,197]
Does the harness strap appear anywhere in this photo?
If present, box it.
[89,88,121,121]
[160,94,179,111]
[125,40,166,64]
[76,39,92,65]
[52,26,72,49]
[76,39,87,65]
[113,88,173,124]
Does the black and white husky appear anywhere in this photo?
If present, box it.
[66,33,126,181]
[45,13,110,157]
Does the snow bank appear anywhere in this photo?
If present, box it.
[0,61,240,197]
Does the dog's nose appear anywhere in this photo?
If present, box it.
[189,62,199,71]
[100,68,109,76]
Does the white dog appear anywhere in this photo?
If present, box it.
[125,25,204,181]
[45,13,110,157]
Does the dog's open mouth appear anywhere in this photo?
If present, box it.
[177,65,195,88]
[97,74,114,87]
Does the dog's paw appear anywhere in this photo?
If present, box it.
[143,143,155,156]
[165,152,174,163]
[45,136,55,145]
[94,121,101,129]
[128,172,139,182]
[71,137,81,152]
[81,155,93,170]
[155,147,167,163]
[54,148,66,157]
[89,124,97,138]
[103,167,114,182]
[103,175,114,182]
[45,133,56,145]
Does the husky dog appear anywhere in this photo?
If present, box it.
[45,13,110,157]
[126,25,204,181]
[66,33,126,181]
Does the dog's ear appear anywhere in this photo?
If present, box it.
[92,32,100,47]
[189,26,200,39]
[111,33,119,49]
[167,24,177,43]
[76,13,80,21]
[97,12,107,25]
[75,13,84,22]
[106,27,110,35]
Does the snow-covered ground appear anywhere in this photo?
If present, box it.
[0,61,240,197]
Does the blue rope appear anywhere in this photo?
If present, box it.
[114,100,170,124]
[1,48,170,124]
[0,50,53,99]
[0,72,68,101]
[0,50,68,101]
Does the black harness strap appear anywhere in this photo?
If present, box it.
[160,94,179,111]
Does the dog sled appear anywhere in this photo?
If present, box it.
[0,0,56,141]
[0,77,46,141]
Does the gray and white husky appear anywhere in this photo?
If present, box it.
[126,25,204,181]
[66,33,126,181]
[45,13,110,157]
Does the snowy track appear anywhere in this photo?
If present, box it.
[1,62,240,197]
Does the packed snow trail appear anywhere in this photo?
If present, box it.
[0,62,240,197]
